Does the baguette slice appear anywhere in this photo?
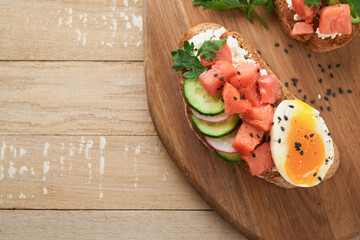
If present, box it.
[274,0,359,52]
[178,23,340,188]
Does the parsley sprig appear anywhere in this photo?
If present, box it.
[193,0,275,29]
[171,39,227,80]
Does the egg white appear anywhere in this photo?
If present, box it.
[270,100,335,187]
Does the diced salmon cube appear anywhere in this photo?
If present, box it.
[240,104,274,131]
[258,74,282,104]
[237,85,261,107]
[319,4,352,35]
[229,62,260,88]
[222,83,252,115]
[291,22,314,35]
[242,143,274,176]
[232,122,265,156]
[199,61,237,97]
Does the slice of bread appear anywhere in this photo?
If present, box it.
[274,0,359,52]
[178,23,340,188]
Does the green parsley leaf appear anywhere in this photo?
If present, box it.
[171,40,227,80]
[193,0,275,29]
[197,39,226,61]
[304,0,321,8]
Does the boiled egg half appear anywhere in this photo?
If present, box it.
[270,100,334,187]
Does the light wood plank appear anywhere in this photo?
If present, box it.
[0,0,143,60]
[0,136,208,209]
[0,210,245,240]
[0,62,155,135]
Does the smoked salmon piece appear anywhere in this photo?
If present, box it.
[319,4,352,35]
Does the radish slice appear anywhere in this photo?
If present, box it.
[205,130,239,154]
[190,108,230,123]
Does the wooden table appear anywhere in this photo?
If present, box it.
[0,1,358,239]
[0,0,244,239]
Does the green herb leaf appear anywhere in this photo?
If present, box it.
[172,40,227,80]
[193,0,274,28]
[193,0,245,10]
[196,39,226,61]
[304,0,321,8]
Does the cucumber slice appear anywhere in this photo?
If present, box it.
[191,113,240,138]
[184,78,224,116]
[215,151,245,163]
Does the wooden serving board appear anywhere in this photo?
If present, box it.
[144,1,360,239]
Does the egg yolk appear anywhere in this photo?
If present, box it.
[285,109,325,186]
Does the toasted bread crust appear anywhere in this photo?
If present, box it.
[178,23,340,188]
[274,0,359,52]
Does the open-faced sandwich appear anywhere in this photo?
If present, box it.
[274,0,360,51]
[171,23,340,188]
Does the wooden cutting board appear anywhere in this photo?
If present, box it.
[144,1,360,239]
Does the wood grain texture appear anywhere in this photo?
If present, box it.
[0,136,208,209]
[144,0,360,239]
[0,210,245,240]
[0,0,143,60]
[0,62,155,136]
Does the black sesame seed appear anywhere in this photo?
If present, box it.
[324,96,329,101]
[328,64,332,69]
[321,68,325,73]
[320,106,324,111]
[237,71,241,75]
[289,105,294,108]
[330,73,334,78]
[300,150,304,155]
[288,44,293,48]
[313,172,317,177]
[310,99,315,104]
[336,64,340,68]
[327,106,331,111]
[284,115,288,121]
[284,48,289,54]
[326,89,332,95]
[275,43,279,47]
[256,134,261,139]
[252,153,256,158]
[214,73,218,77]
[250,133,253,137]
[332,92,336,97]
[233,96,237,100]
[328,133,331,136]
[278,138,281,143]
[347,89,352,93]
[278,117,282,121]
[220,77,224,81]
[338,87,343,94]
[318,64,322,68]
[281,126,285,131]
[221,99,224,102]
[318,78,323,84]
[297,89,302,93]
[303,94,307,100]
[310,133,314,137]
[308,53,311,58]
[257,50,261,54]
[285,82,289,87]
[318,177,322,182]
[257,69,260,73]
